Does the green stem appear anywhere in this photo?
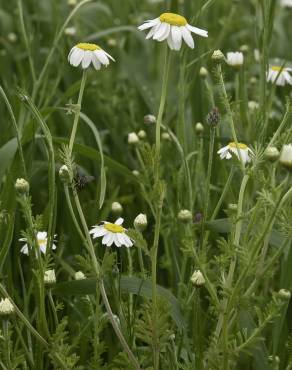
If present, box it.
[68,70,87,156]
[2,320,12,369]
[154,46,171,184]
[267,103,292,147]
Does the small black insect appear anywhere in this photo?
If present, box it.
[73,168,95,192]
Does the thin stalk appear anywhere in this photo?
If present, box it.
[2,320,12,369]
[0,86,27,178]
[68,70,87,155]
[267,103,292,148]
[154,46,171,184]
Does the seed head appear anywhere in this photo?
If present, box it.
[207,107,220,127]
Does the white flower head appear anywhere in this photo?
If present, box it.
[68,43,115,70]
[281,0,292,7]
[19,231,57,256]
[190,270,205,287]
[128,132,140,145]
[279,144,292,169]
[75,271,86,280]
[267,66,292,86]
[90,218,133,248]
[0,298,14,316]
[226,52,244,68]
[217,142,253,165]
[138,12,208,51]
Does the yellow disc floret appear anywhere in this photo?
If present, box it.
[104,223,125,233]
[159,12,187,26]
[76,43,101,51]
[271,66,283,72]
[229,142,248,149]
[37,239,47,245]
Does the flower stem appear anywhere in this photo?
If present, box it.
[154,46,171,184]
[68,70,87,156]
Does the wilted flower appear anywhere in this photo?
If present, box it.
[217,142,252,165]
[190,270,205,287]
[178,209,192,222]
[134,213,148,232]
[90,218,133,247]
[128,132,139,145]
[138,12,208,51]
[0,298,14,316]
[267,66,292,86]
[44,269,56,285]
[68,43,115,70]
[19,231,57,255]
[75,271,86,280]
[279,144,292,169]
[226,52,244,68]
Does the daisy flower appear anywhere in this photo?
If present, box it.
[217,142,252,165]
[267,66,292,86]
[68,43,115,70]
[226,52,244,68]
[90,218,133,248]
[19,231,57,255]
[138,12,208,51]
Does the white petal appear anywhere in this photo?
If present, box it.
[94,50,109,66]
[123,235,133,248]
[171,26,182,51]
[187,24,208,37]
[82,51,92,69]
[146,25,159,40]
[102,232,112,245]
[68,46,77,62]
[153,22,168,41]
[52,243,57,250]
[117,233,126,245]
[106,233,115,247]
[115,218,124,225]
[70,48,84,67]
[138,18,160,30]
[37,231,47,239]
[21,244,29,255]
[217,146,229,154]
[91,226,107,237]
[39,243,47,254]
[92,54,101,70]
[104,51,115,62]
[113,234,121,247]
[181,26,194,48]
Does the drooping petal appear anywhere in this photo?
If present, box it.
[113,234,122,247]
[70,48,84,67]
[82,51,92,69]
[186,24,208,37]
[20,244,29,255]
[123,234,133,247]
[138,18,160,30]
[181,26,194,48]
[115,218,124,225]
[146,25,159,39]
[92,54,102,70]
[39,243,47,254]
[94,50,109,66]
[153,22,169,41]
[106,233,115,247]
[171,26,182,50]
[102,232,112,245]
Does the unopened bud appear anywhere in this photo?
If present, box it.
[138,130,146,139]
[279,144,292,170]
[8,33,17,43]
[278,289,291,301]
[0,298,14,316]
[132,170,140,177]
[15,178,29,195]
[264,147,279,162]
[199,67,208,77]
[195,122,204,135]
[111,202,123,215]
[64,27,76,36]
[162,132,171,141]
[178,209,192,223]
[44,269,56,285]
[212,49,225,62]
[67,0,77,6]
[75,271,86,280]
[190,270,205,287]
[59,165,71,184]
[228,203,238,212]
[134,213,148,232]
[143,114,156,125]
[248,101,259,111]
[128,132,139,145]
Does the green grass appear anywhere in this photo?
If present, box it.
[0,0,292,369]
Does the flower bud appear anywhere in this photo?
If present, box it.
[228,203,238,212]
[59,165,71,184]
[207,107,220,127]
[199,67,208,77]
[190,270,205,287]
[138,130,147,139]
[64,27,76,36]
[226,52,244,68]
[0,298,14,316]
[279,144,292,170]
[134,213,148,232]
[278,289,291,301]
[239,44,249,53]
[8,33,17,43]
[107,38,117,47]
[264,147,279,162]
[111,202,123,215]
[178,209,192,223]
[195,122,204,135]
[143,114,156,125]
[15,178,29,195]
[212,49,225,62]
[75,271,86,280]
[44,269,56,285]
[67,0,77,6]
[132,170,140,177]
[128,132,139,145]
[162,132,171,141]
[248,101,259,111]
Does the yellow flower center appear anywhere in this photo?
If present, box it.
[104,223,124,233]
[159,12,187,26]
[37,239,47,245]
[76,43,101,51]
[271,66,283,72]
[229,142,248,149]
